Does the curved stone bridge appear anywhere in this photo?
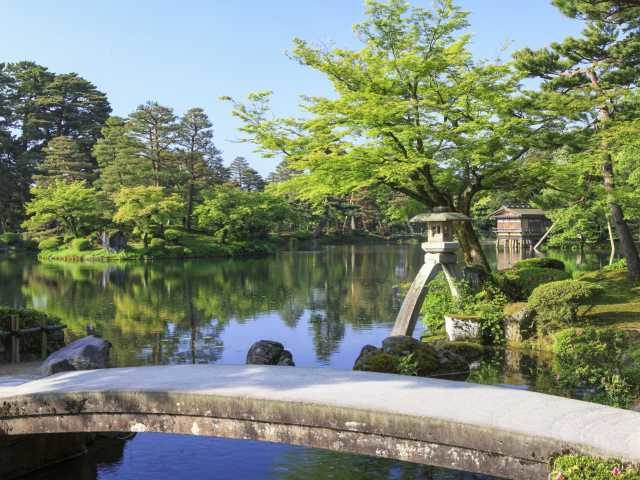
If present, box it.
[1,365,639,479]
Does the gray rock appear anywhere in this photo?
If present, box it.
[41,335,111,376]
[381,336,421,356]
[101,230,127,252]
[246,340,295,366]
[504,304,535,343]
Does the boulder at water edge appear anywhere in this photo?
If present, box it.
[41,335,112,376]
[246,340,295,366]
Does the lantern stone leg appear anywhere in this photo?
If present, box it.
[391,252,460,337]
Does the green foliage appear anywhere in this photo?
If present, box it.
[113,186,183,247]
[603,258,627,272]
[0,232,20,246]
[514,257,565,271]
[23,180,105,239]
[70,238,91,252]
[420,274,452,335]
[195,185,291,243]
[552,455,640,480]
[35,136,95,185]
[529,280,602,333]
[553,328,639,407]
[397,353,419,376]
[149,238,166,250]
[164,228,182,243]
[493,266,571,301]
[38,237,61,251]
[421,276,507,343]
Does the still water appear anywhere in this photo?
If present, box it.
[0,243,608,479]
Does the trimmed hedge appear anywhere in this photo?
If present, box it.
[514,257,565,271]
[164,229,182,243]
[38,237,61,251]
[70,238,91,251]
[492,266,571,301]
[149,238,166,250]
[552,455,640,479]
[528,280,602,333]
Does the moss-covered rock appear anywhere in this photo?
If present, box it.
[353,349,399,373]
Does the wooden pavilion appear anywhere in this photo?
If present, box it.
[489,205,551,252]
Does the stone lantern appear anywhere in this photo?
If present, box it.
[391,207,472,337]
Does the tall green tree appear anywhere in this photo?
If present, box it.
[225,0,534,270]
[514,0,640,280]
[22,180,104,238]
[127,101,177,187]
[228,156,265,192]
[34,136,95,185]
[176,108,226,231]
[112,186,183,247]
[93,116,152,194]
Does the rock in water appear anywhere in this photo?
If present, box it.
[41,335,112,376]
[246,340,295,366]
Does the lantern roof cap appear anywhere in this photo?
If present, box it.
[410,209,471,223]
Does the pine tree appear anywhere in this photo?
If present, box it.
[176,108,226,230]
[515,0,640,280]
[229,156,265,191]
[35,136,95,186]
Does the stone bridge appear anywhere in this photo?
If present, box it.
[1,365,639,479]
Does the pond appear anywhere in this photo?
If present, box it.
[0,243,612,479]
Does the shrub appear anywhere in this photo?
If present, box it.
[38,237,61,251]
[149,238,166,250]
[552,455,640,480]
[164,228,182,243]
[514,257,565,271]
[492,266,570,301]
[0,232,21,246]
[553,327,636,407]
[603,258,627,272]
[166,245,185,257]
[420,274,453,334]
[70,238,91,251]
[528,280,602,333]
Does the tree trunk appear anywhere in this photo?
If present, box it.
[603,154,640,281]
[185,182,194,232]
[455,220,491,272]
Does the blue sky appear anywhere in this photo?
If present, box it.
[2,1,582,176]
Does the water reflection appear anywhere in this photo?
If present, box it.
[0,245,421,368]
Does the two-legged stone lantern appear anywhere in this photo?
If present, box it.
[391,207,471,337]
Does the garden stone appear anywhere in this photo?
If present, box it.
[503,303,535,343]
[381,336,421,356]
[444,315,481,341]
[41,335,111,376]
[101,230,127,252]
[246,340,295,366]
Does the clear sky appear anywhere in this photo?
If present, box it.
[2,1,582,176]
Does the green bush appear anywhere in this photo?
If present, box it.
[0,232,21,246]
[492,266,570,301]
[70,238,91,251]
[528,280,602,333]
[149,238,166,250]
[552,455,640,479]
[603,258,627,272]
[514,257,565,271]
[164,228,182,243]
[553,328,637,407]
[166,245,185,257]
[38,237,61,251]
[420,274,452,334]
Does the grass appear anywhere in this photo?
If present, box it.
[576,269,640,329]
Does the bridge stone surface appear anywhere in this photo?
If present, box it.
[1,364,639,479]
